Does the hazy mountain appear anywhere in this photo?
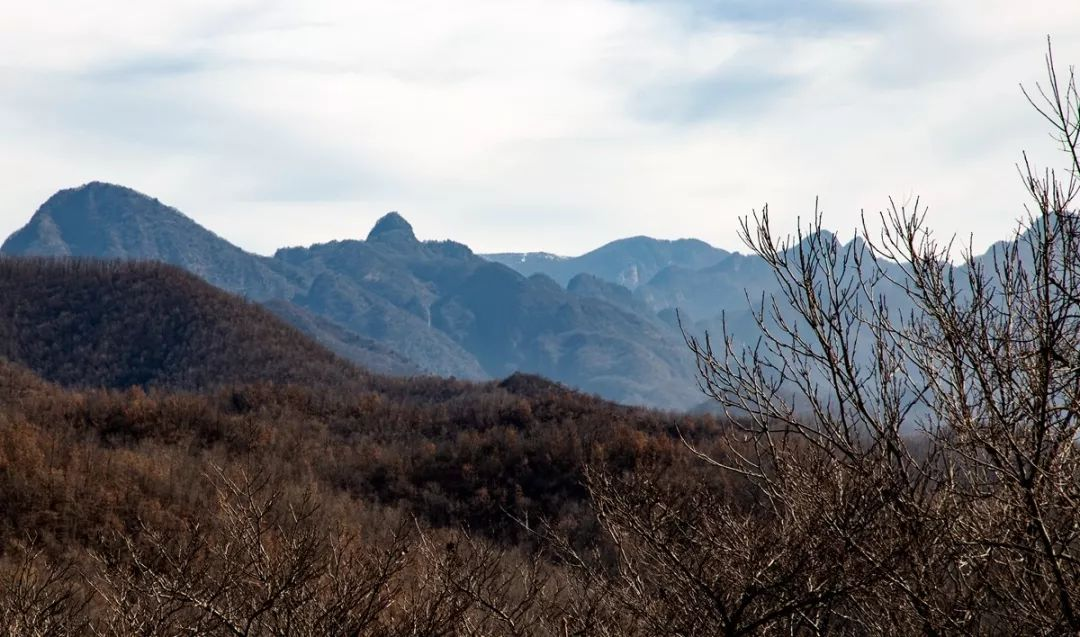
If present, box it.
[1,182,305,301]
[635,252,779,320]
[565,273,663,320]
[274,215,490,380]
[278,215,702,408]
[262,299,422,377]
[485,236,729,289]
[291,270,488,380]
[0,258,367,391]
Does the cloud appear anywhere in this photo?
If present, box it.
[0,0,1079,256]
[631,0,890,33]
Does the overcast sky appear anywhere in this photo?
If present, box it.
[2,1,1079,256]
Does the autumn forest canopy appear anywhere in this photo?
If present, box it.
[3,45,1080,636]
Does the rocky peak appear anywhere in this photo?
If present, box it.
[366,212,417,243]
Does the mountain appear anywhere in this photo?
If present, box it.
[1,182,304,301]
[635,251,779,321]
[262,299,421,377]
[566,273,648,313]
[0,257,366,391]
[292,270,487,379]
[277,217,702,408]
[485,236,729,289]
[275,217,489,380]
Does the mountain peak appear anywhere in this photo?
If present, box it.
[40,182,180,221]
[51,181,161,207]
[367,212,416,243]
[77,180,135,193]
[1,182,183,258]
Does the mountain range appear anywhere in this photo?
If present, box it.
[485,237,729,290]
[0,181,1036,412]
[1,183,708,408]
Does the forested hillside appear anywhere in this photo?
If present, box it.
[0,258,366,390]
[0,310,726,633]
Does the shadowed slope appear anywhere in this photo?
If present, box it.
[0,257,366,391]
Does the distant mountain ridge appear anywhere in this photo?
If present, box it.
[1,182,701,409]
[484,236,729,289]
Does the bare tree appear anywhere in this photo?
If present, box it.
[87,465,410,636]
[568,40,1080,635]
[398,529,557,636]
[84,464,567,637]
[0,542,89,637]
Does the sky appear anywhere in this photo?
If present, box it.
[1,1,1079,257]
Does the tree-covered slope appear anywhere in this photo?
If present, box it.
[0,257,366,391]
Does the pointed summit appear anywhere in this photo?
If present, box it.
[1,182,299,300]
[1,181,184,257]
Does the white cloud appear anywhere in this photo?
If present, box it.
[1,0,1079,256]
